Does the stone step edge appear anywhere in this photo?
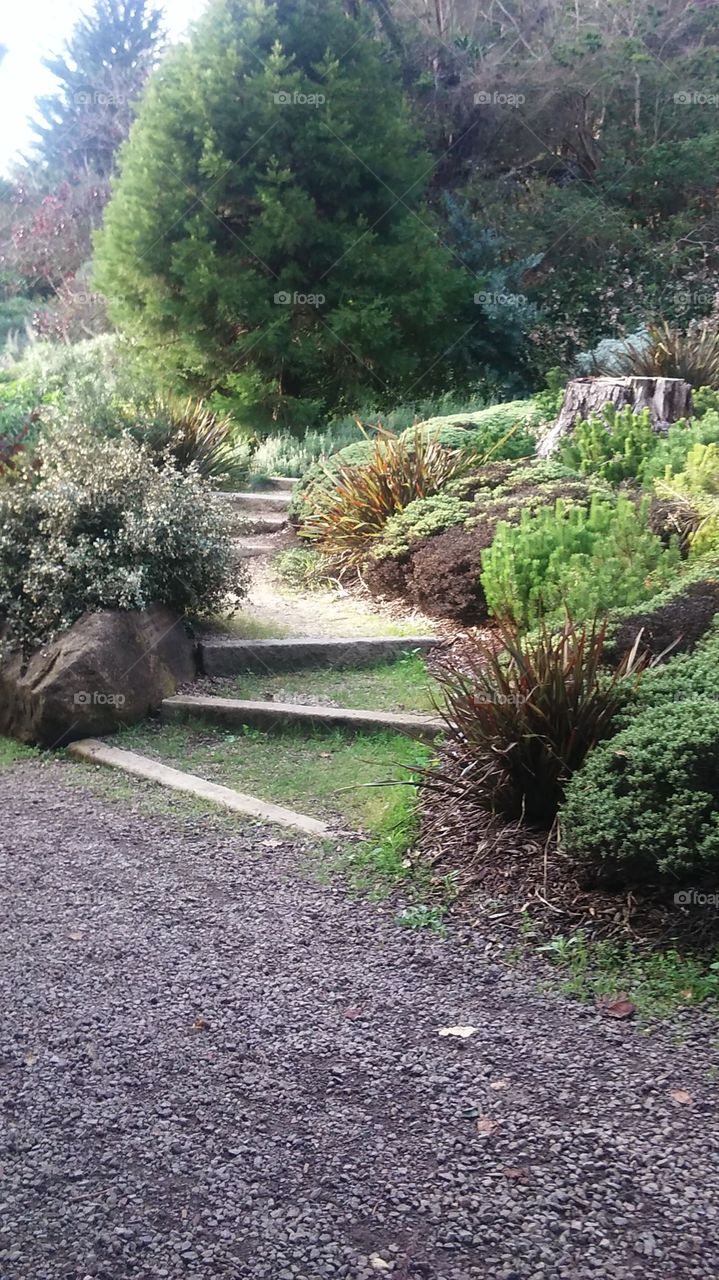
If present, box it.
[67,738,329,837]
[199,635,438,675]
[162,695,444,741]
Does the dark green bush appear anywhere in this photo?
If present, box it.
[561,702,719,884]
[629,622,719,714]
[558,406,657,484]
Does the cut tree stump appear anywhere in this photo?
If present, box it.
[537,376,693,457]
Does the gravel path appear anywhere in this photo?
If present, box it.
[1,763,718,1280]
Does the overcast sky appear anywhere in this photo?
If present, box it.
[0,0,209,175]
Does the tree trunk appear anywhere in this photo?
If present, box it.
[537,376,693,457]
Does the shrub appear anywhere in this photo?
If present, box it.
[405,526,489,624]
[639,410,719,485]
[481,495,680,630]
[629,621,719,714]
[372,494,472,561]
[297,428,483,569]
[560,702,719,884]
[124,398,251,488]
[425,617,647,824]
[0,428,245,648]
[612,320,719,388]
[558,405,657,484]
[605,570,719,666]
[289,439,377,522]
[656,441,719,556]
[402,399,542,457]
[273,547,335,592]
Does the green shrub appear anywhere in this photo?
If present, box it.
[630,621,719,714]
[611,320,719,389]
[558,405,657,484]
[424,616,646,823]
[481,495,680,630]
[560,702,719,883]
[273,547,335,592]
[402,398,541,458]
[639,411,719,485]
[0,428,245,648]
[372,493,472,561]
[693,387,719,418]
[297,428,483,570]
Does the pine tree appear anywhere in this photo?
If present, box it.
[94,0,474,427]
[32,0,164,179]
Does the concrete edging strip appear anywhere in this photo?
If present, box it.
[162,694,443,741]
[67,738,329,836]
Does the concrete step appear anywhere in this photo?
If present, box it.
[67,738,328,835]
[231,536,276,559]
[217,490,291,512]
[266,476,297,491]
[230,512,289,536]
[162,694,443,742]
[198,635,438,676]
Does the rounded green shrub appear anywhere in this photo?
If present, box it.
[560,701,719,884]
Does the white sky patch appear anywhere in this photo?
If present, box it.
[0,0,209,175]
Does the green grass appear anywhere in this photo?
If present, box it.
[210,653,442,713]
[0,735,37,767]
[537,929,719,1020]
[115,717,430,834]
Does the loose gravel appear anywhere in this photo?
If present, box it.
[1,762,718,1280]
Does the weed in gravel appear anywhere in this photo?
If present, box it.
[539,930,719,1018]
[0,736,37,767]
[395,903,448,934]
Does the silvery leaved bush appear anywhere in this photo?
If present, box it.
[0,427,247,651]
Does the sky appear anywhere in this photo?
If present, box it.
[0,0,209,175]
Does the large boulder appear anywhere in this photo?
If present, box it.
[0,606,197,747]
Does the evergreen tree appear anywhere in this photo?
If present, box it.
[32,0,164,179]
[94,0,474,427]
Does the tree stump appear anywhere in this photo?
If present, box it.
[537,376,693,457]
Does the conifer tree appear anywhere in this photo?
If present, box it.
[94,0,473,426]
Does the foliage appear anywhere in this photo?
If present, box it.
[606,568,719,667]
[298,427,483,569]
[558,406,657,484]
[425,616,647,824]
[0,428,244,648]
[611,321,719,389]
[372,494,472,561]
[31,0,164,178]
[402,399,543,456]
[656,442,719,555]
[122,397,252,488]
[640,410,719,484]
[560,702,719,884]
[481,495,681,630]
[273,547,335,593]
[94,0,474,426]
[629,618,719,715]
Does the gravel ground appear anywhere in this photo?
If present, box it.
[1,762,718,1280]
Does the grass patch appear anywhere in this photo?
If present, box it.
[0,735,38,767]
[537,929,719,1019]
[115,717,430,834]
[209,653,441,713]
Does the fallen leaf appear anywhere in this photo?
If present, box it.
[438,1025,477,1038]
[476,1116,497,1136]
[489,1078,510,1090]
[68,930,86,941]
[596,993,636,1019]
[24,1053,37,1067]
[319,752,333,759]
[343,1007,362,1020]
[501,1165,529,1181]
[192,1016,211,1031]
[670,1088,693,1105]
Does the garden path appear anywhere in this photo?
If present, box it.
[1,760,717,1280]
